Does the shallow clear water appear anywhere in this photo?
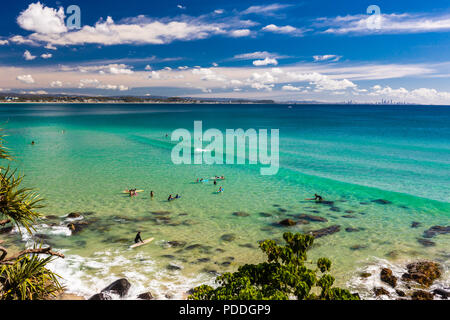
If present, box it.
[0,103,449,299]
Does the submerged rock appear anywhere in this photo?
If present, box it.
[151,211,171,216]
[342,215,357,219]
[167,263,182,271]
[417,238,436,247]
[307,225,341,238]
[89,292,112,300]
[372,199,392,205]
[259,212,272,217]
[67,212,82,219]
[297,214,328,222]
[329,207,341,212]
[401,261,442,287]
[423,225,450,238]
[278,219,297,226]
[411,221,422,228]
[350,245,367,251]
[278,208,288,213]
[220,234,236,242]
[380,268,397,288]
[232,212,250,217]
[167,241,187,248]
[360,272,372,278]
[345,227,360,233]
[101,278,131,298]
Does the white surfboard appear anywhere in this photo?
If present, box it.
[130,237,154,249]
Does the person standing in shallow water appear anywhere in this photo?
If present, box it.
[135,232,144,244]
[150,191,154,199]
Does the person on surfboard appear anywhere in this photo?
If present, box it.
[135,232,144,244]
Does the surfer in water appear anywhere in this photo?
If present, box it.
[214,179,217,185]
[150,191,154,199]
[314,194,323,202]
[168,194,173,201]
[135,232,144,244]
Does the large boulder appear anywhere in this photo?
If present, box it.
[67,212,82,219]
[401,261,442,287]
[137,292,154,300]
[101,278,131,298]
[373,287,389,296]
[88,292,112,300]
[411,290,434,300]
[380,268,397,288]
[432,288,449,299]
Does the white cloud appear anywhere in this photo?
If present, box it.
[23,50,36,61]
[242,4,291,16]
[177,5,186,10]
[41,53,53,59]
[214,9,224,15]
[262,24,304,36]
[0,40,9,45]
[229,29,251,37]
[282,85,303,91]
[148,71,161,79]
[17,75,35,84]
[78,79,129,91]
[233,51,280,60]
[50,80,63,87]
[45,43,57,50]
[145,65,152,71]
[319,13,450,35]
[369,85,450,104]
[286,72,357,91]
[313,55,341,62]
[253,57,278,66]
[17,2,67,34]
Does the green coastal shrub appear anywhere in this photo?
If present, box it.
[188,232,360,300]
[0,129,64,300]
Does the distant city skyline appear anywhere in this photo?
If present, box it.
[1,0,450,104]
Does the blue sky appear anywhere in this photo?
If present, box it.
[0,0,450,104]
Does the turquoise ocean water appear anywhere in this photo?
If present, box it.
[0,103,449,299]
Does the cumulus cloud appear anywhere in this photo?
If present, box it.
[0,40,9,45]
[242,4,292,16]
[17,75,35,84]
[253,57,278,66]
[369,85,450,104]
[50,80,63,87]
[17,2,67,34]
[78,79,129,91]
[229,29,251,37]
[282,85,303,91]
[23,50,36,61]
[41,53,53,59]
[286,72,357,91]
[262,24,304,36]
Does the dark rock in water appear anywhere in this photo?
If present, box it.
[0,226,13,234]
[432,288,449,299]
[342,215,357,219]
[278,219,297,227]
[45,215,60,220]
[137,292,154,300]
[350,245,367,251]
[358,212,366,215]
[259,212,272,217]
[161,255,176,259]
[344,210,355,214]
[307,225,341,238]
[297,219,310,225]
[360,202,369,205]
[221,234,236,242]
[345,227,360,233]
[178,213,188,216]
[202,268,219,276]
[152,211,171,215]
[373,287,389,296]
[167,241,187,248]
[68,212,82,218]
[360,272,372,278]
[417,238,436,247]
[423,225,450,238]
[297,214,328,222]
[215,248,225,253]
[75,240,87,247]
[396,290,406,297]
[239,243,255,249]
[221,261,231,267]
[372,199,392,205]
[401,261,442,287]
[224,256,235,261]
[411,290,434,300]
[411,221,422,228]
[167,263,182,271]
[260,226,273,231]
[380,268,397,288]
[196,258,211,263]
[233,212,250,217]
[278,208,288,213]
[89,292,112,300]
[101,279,131,298]
[329,207,341,212]
[273,204,280,207]
[308,210,321,214]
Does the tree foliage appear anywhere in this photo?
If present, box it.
[188,232,360,300]
[0,129,64,300]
